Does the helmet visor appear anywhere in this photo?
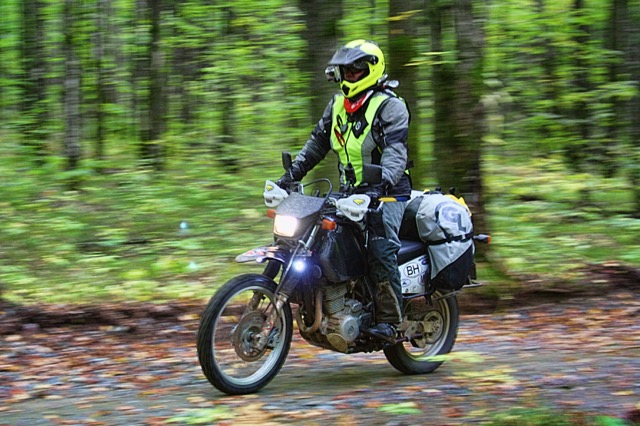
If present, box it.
[329,46,377,67]
[345,59,370,71]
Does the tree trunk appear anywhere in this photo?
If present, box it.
[388,1,422,184]
[619,0,640,216]
[95,0,116,168]
[431,0,487,231]
[212,6,240,172]
[430,1,456,190]
[147,0,166,169]
[571,0,592,162]
[134,0,149,161]
[63,0,82,185]
[136,0,165,170]
[299,0,342,185]
[451,0,486,230]
[173,45,200,130]
[534,0,563,156]
[20,0,48,164]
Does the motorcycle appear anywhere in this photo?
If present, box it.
[197,154,489,395]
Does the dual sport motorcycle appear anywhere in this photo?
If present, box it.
[197,155,489,395]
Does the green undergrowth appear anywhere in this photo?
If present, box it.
[484,407,635,426]
[484,152,640,293]
[0,142,638,305]
[0,141,280,304]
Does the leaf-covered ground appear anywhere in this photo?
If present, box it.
[1,273,639,425]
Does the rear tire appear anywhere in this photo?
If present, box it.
[197,273,293,395]
[384,290,459,374]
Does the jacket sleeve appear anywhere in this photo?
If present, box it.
[375,96,410,187]
[290,98,335,180]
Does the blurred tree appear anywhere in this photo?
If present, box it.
[215,5,240,173]
[299,0,341,123]
[614,0,640,215]
[429,0,454,192]
[94,0,117,166]
[430,0,486,230]
[148,0,167,169]
[62,0,82,180]
[452,0,486,229]
[0,1,22,123]
[566,0,592,172]
[20,0,49,164]
[168,1,217,154]
[299,0,342,185]
[170,3,201,136]
[134,0,166,170]
[0,0,636,216]
[534,0,561,147]
[388,1,422,184]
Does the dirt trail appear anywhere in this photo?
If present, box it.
[1,288,639,425]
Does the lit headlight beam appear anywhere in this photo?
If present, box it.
[273,215,299,237]
[293,259,306,272]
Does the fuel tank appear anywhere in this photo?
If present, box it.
[316,225,368,282]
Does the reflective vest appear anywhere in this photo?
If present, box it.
[330,92,391,186]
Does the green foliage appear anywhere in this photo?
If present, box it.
[485,151,640,283]
[340,0,389,44]
[0,1,639,304]
[378,402,422,415]
[1,134,636,305]
[166,407,235,424]
[0,136,282,304]
[485,407,577,425]
[485,408,632,426]
[484,0,639,180]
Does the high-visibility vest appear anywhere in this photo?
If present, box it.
[330,92,391,186]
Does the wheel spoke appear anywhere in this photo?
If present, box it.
[213,288,282,382]
[384,290,459,374]
[197,275,293,394]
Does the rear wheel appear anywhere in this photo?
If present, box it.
[197,274,293,395]
[384,290,459,374]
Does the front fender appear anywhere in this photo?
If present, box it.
[235,245,290,265]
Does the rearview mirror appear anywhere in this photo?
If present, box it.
[281,152,292,171]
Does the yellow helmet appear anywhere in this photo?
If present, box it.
[325,40,387,98]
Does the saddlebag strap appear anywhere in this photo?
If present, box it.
[426,231,474,246]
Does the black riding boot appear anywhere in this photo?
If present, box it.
[368,238,403,338]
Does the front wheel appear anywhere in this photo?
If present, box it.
[197,273,293,395]
[384,290,459,374]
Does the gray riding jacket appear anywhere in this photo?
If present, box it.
[290,88,412,197]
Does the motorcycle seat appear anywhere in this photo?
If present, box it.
[398,239,427,264]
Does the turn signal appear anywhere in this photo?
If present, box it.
[322,218,337,230]
[266,209,276,219]
[474,234,491,244]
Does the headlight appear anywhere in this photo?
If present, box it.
[273,215,299,237]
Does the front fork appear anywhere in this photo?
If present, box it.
[256,224,321,348]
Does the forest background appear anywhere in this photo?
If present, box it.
[0,0,639,304]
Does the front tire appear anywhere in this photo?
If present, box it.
[197,273,293,395]
[384,290,459,374]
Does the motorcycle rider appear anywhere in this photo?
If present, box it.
[276,39,412,339]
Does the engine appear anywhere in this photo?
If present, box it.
[319,284,365,352]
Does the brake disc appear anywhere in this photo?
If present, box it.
[231,311,269,362]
